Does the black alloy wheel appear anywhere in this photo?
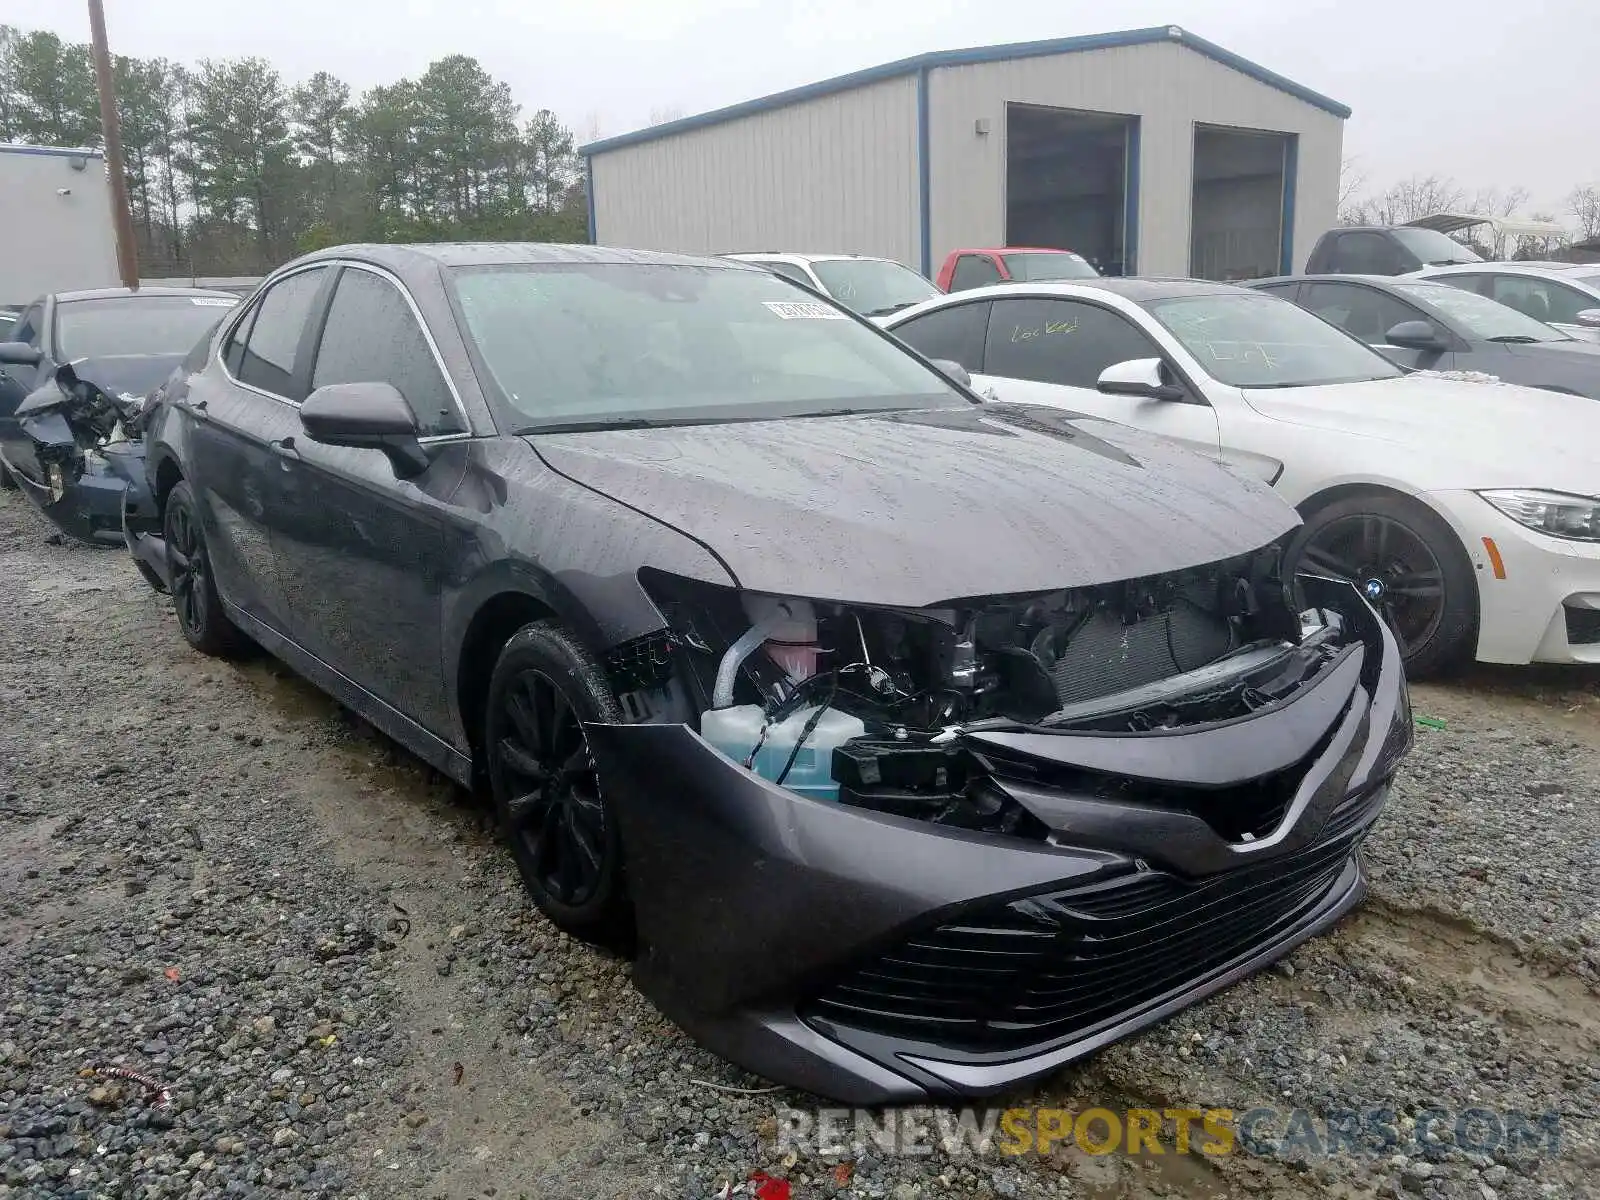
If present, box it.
[1288,493,1476,678]
[162,480,248,658]
[486,621,630,943]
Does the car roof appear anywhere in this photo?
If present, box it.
[722,252,895,265]
[297,242,746,272]
[274,242,766,295]
[947,246,1081,255]
[52,285,240,302]
[997,277,1254,301]
[1248,273,1458,290]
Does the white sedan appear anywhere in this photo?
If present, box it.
[1413,261,1600,343]
[883,279,1600,675]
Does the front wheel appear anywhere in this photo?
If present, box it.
[163,480,249,658]
[485,621,632,945]
[1287,492,1477,678]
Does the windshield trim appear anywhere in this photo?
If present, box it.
[444,260,972,435]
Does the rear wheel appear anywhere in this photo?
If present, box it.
[163,480,249,658]
[485,621,631,945]
[1287,492,1477,678]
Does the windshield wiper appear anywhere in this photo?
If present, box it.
[1426,259,1477,266]
[1487,335,1539,343]
[862,301,923,317]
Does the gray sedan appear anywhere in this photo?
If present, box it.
[1247,274,1600,398]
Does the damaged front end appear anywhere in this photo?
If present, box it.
[4,364,155,547]
[585,541,1411,1104]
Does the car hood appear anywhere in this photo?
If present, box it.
[1241,375,1600,492]
[62,354,184,401]
[528,403,1298,607]
[1498,338,1600,366]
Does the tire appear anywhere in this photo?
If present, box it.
[0,462,16,490]
[162,480,249,658]
[485,621,632,945]
[1286,492,1477,678]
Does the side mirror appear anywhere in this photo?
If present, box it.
[1384,320,1447,351]
[1574,308,1600,330]
[0,341,42,367]
[1096,357,1187,402]
[300,381,429,478]
[929,358,973,390]
[54,362,80,391]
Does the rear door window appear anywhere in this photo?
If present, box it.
[310,267,463,436]
[950,254,1002,292]
[984,298,1163,388]
[1488,275,1595,325]
[890,301,992,372]
[234,267,330,400]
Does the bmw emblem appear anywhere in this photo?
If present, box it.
[1363,577,1385,601]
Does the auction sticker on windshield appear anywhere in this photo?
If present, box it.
[191,297,239,307]
[763,301,847,320]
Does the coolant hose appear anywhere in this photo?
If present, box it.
[712,602,793,709]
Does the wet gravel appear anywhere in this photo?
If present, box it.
[0,490,1596,1200]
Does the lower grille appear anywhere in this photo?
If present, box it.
[804,835,1358,1053]
[1564,603,1600,646]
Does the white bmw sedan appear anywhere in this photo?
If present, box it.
[883,279,1600,675]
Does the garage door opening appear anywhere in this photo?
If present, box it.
[1005,103,1136,276]
[1190,125,1292,281]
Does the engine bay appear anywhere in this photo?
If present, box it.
[614,548,1360,837]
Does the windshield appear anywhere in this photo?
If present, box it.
[809,258,938,316]
[1390,281,1566,342]
[1001,251,1101,281]
[449,263,967,431]
[1144,292,1403,388]
[55,295,238,359]
[1390,227,1483,266]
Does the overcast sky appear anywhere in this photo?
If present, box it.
[16,0,1600,214]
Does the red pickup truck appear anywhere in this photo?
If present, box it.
[935,247,1101,292]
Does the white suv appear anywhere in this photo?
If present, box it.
[721,252,939,322]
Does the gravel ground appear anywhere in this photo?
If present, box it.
[0,489,1596,1200]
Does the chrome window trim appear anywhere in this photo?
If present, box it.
[215,258,477,437]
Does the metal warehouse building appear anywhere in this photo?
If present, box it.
[580,25,1348,281]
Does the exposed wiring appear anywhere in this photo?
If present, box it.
[774,670,840,787]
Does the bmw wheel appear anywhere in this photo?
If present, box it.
[1287,492,1476,678]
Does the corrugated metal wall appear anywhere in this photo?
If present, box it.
[589,76,921,266]
[927,42,1342,275]
[0,149,120,302]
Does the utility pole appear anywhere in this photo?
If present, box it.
[87,0,140,290]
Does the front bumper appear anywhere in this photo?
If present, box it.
[1428,489,1600,665]
[7,445,133,547]
[585,582,1410,1104]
